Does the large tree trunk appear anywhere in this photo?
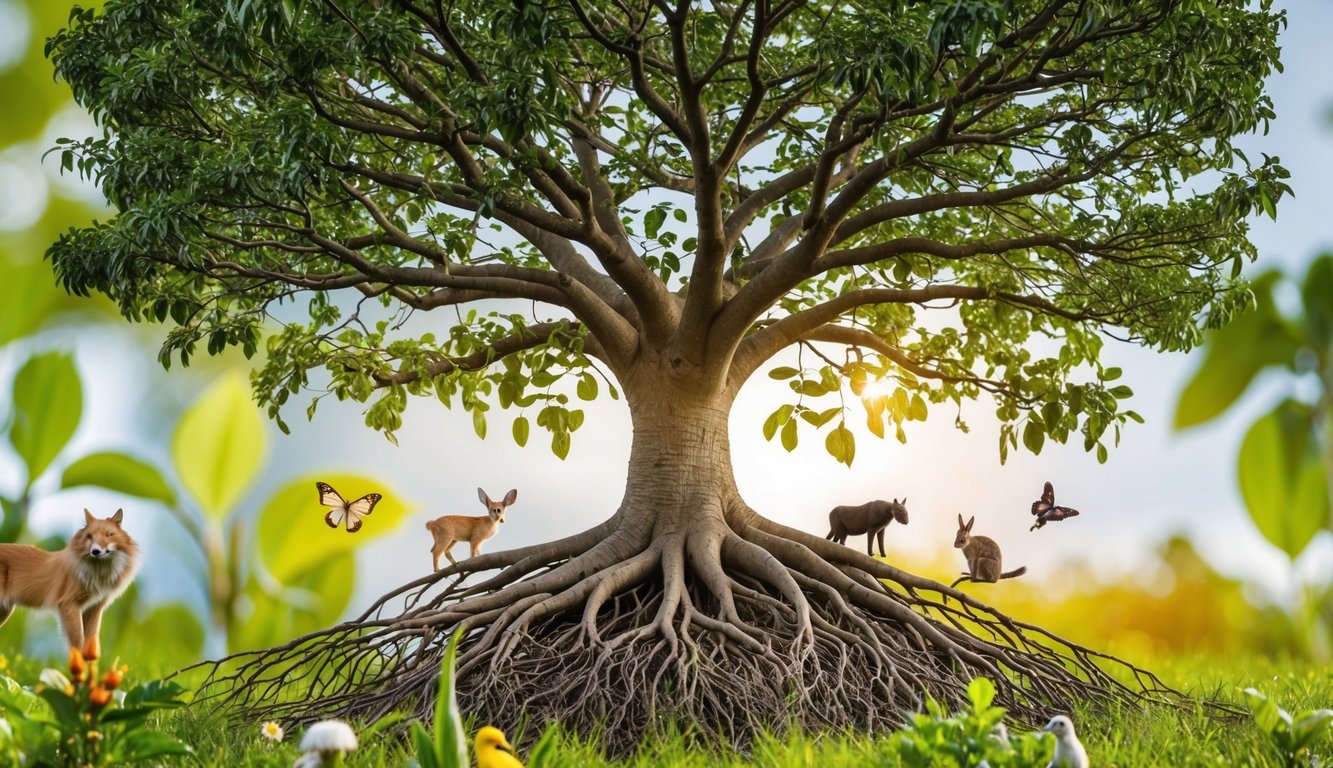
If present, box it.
[196,362,1172,753]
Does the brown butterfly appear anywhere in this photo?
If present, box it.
[316,481,382,533]
[1030,481,1080,531]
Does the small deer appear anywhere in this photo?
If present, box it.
[951,514,1026,588]
[426,488,517,571]
[826,498,909,557]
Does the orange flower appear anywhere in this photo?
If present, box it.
[68,648,87,683]
[101,664,127,691]
[89,686,112,709]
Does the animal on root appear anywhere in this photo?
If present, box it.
[475,725,524,768]
[426,488,518,571]
[825,497,909,557]
[950,514,1026,589]
[1042,714,1089,768]
[0,509,139,659]
[1030,481,1080,531]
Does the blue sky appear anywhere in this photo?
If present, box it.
[5,2,1331,630]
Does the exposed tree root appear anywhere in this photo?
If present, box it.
[189,507,1179,755]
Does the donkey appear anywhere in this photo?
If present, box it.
[825,497,909,557]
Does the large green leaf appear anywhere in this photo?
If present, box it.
[257,473,412,582]
[61,451,177,505]
[1237,400,1329,559]
[231,551,356,653]
[1300,254,1333,349]
[171,373,267,520]
[434,629,468,768]
[9,351,82,486]
[1175,273,1301,430]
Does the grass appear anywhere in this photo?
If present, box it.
[3,652,1328,766]
[145,655,1330,767]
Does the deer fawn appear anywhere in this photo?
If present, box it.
[951,514,1026,588]
[426,488,517,571]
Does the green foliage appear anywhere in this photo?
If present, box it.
[41,0,1287,469]
[9,351,82,489]
[891,678,1047,767]
[0,654,191,767]
[1238,401,1329,559]
[407,629,467,768]
[171,372,267,520]
[1177,255,1333,561]
[1244,688,1333,768]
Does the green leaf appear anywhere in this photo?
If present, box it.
[576,372,598,401]
[1237,401,1329,560]
[1022,420,1045,455]
[1301,254,1333,348]
[966,677,996,712]
[116,730,193,762]
[768,366,800,380]
[257,474,411,582]
[1175,273,1299,429]
[472,408,488,439]
[9,352,83,486]
[763,405,793,441]
[233,551,356,652]
[412,720,441,768]
[780,417,798,452]
[434,629,468,768]
[171,373,267,520]
[512,416,530,447]
[552,430,571,459]
[61,452,177,505]
[825,422,855,466]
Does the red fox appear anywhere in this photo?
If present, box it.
[0,509,140,659]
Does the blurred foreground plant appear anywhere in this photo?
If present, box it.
[892,677,1047,767]
[1177,256,1333,655]
[0,648,190,766]
[1244,687,1333,768]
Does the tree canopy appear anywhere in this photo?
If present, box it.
[48,0,1287,462]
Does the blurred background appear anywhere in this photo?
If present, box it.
[0,0,1328,669]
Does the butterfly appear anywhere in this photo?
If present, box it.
[316,481,382,533]
[1030,481,1080,531]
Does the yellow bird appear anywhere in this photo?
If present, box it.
[474,725,524,768]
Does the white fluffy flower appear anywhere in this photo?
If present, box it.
[297,720,359,762]
[261,721,285,742]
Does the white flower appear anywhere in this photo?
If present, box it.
[299,719,358,752]
[261,721,285,742]
[37,669,71,692]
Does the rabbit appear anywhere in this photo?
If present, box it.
[951,514,1026,588]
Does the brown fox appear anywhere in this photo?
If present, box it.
[0,509,140,659]
[426,488,517,571]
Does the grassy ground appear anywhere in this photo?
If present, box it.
[2,650,1327,766]
[150,654,1329,767]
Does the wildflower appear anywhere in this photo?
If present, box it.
[295,720,358,767]
[38,668,72,694]
[68,648,87,683]
[261,721,285,742]
[100,663,127,691]
[88,686,113,710]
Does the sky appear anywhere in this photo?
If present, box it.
[4,1,1332,627]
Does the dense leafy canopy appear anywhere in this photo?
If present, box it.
[47,0,1287,461]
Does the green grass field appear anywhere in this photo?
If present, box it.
[146,655,1332,767]
[2,650,1328,766]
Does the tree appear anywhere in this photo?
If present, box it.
[47,0,1286,749]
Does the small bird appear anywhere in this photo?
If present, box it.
[1030,481,1080,531]
[475,725,524,768]
[1042,714,1089,768]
